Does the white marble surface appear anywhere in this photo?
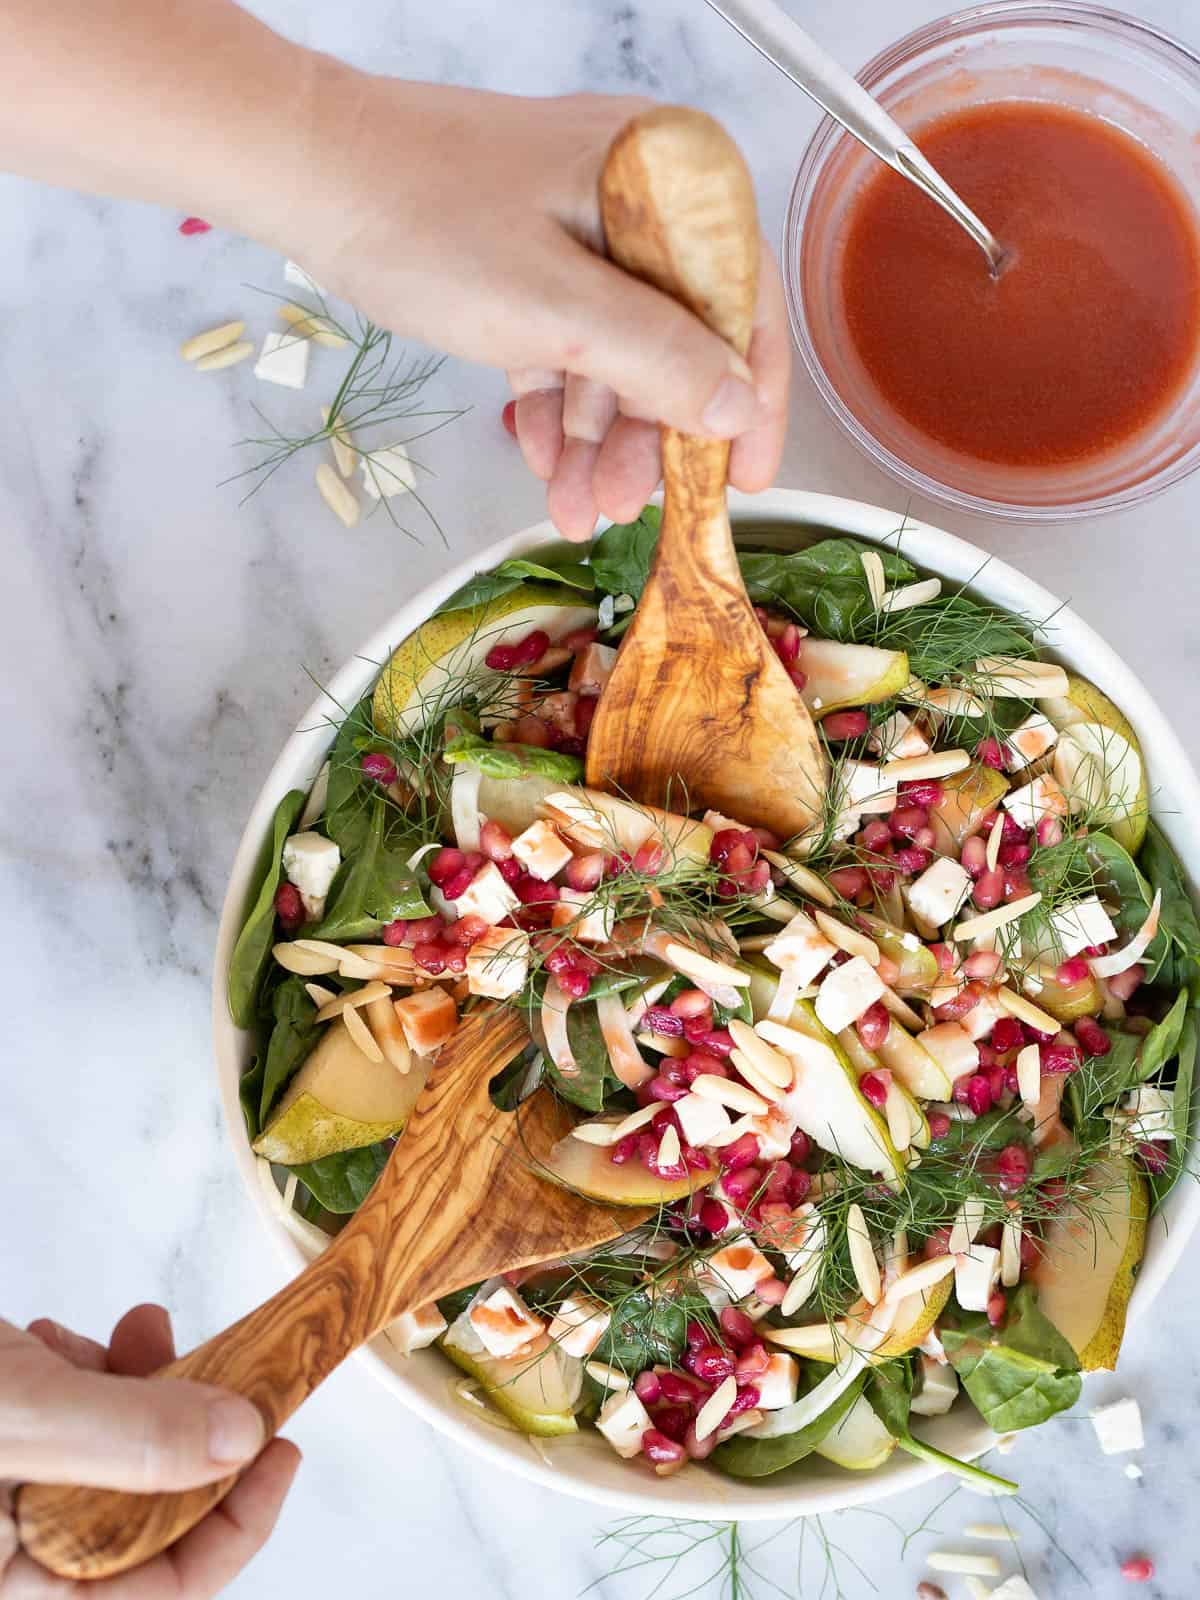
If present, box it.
[4,0,1200,1595]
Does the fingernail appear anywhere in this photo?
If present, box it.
[701,374,760,437]
[208,1397,265,1463]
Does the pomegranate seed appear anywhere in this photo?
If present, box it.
[274,881,305,932]
[923,1227,954,1259]
[935,981,983,1023]
[669,989,712,1022]
[659,1370,705,1404]
[659,1057,690,1088]
[1039,1039,1083,1075]
[413,941,446,974]
[1137,1141,1169,1175]
[751,1276,784,1306]
[515,875,559,904]
[789,1129,811,1162]
[360,751,398,785]
[684,1420,718,1461]
[427,847,465,887]
[1108,965,1144,1002]
[497,859,523,887]
[684,1319,710,1351]
[699,1198,730,1234]
[484,643,520,671]
[966,1074,994,1116]
[917,1586,950,1600]
[1074,1016,1111,1057]
[728,1384,761,1417]
[856,1002,891,1051]
[775,623,803,665]
[559,968,592,999]
[859,818,892,853]
[692,1345,736,1382]
[976,736,1005,769]
[1119,1557,1155,1583]
[654,1405,692,1443]
[644,1006,685,1037]
[750,826,781,850]
[719,1307,756,1348]
[892,845,931,874]
[996,1143,1032,1189]
[633,840,665,875]
[823,710,869,740]
[889,803,930,839]
[734,1343,771,1382]
[179,216,211,235]
[720,1165,763,1204]
[557,853,599,893]
[1056,956,1091,984]
[633,1370,662,1405]
[1036,814,1065,847]
[709,828,746,865]
[440,866,475,900]
[986,1290,1007,1327]
[992,1016,1026,1053]
[480,819,513,861]
[449,914,488,946]
[960,834,988,878]
[827,865,868,899]
[642,1428,686,1465]
[787,1168,812,1205]
[927,1111,951,1138]
[763,1161,792,1201]
[927,942,956,975]
[609,1133,638,1166]
[682,1050,725,1082]
[444,946,467,973]
[964,949,1002,982]
[858,1071,890,1109]
[691,1029,730,1057]
[787,665,808,692]
[501,398,518,437]
[511,629,550,667]
[646,1074,687,1103]
[900,779,945,807]
[1019,1230,1043,1270]
[973,867,1005,909]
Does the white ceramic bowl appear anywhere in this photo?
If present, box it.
[212,488,1200,1520]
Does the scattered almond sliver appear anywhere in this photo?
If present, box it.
[273,939,342,976]
[986,814,1005,872]
[180,319,245,362]
[846,1202,881,1304]
[314,980,391,1022]
[976,655,1070,698]
[729,1048,787,1105]
[997,986,1060,1036]
[880,749,970,782]
[881,1253,956,1305]
[761,849,836,907]
[861,550,886,610]
[321,404,359,477]
[694,1375,738,1441]
[691,1074,770,1116]
[926,1553,1003,1578]
[342,1002,383,1062]
[878,577,942,615]
[661,940,750,990]
[949,1197,987,1254]
[194,339,255,372]
[304,982,336,1008]
[922,685,987,719]
[656,1124,681,1169]
[704,1114,757,1149]
[953,893,1041,943]
[813,909,880,966]
[585,1361,630,1392]
[1016,1042,1041,1106]
[316,462,360,528]
[279,300,349,348]
[728,1020,794,1087]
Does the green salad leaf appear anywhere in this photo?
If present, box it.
[1149,1004,1198,1208]
[1138,823,1200,986]
[941,1284,1081,1433]
[238,1056,266,1142]
[1074,988,1191,1123]
[292,1142,390,1214]
[1088,832,1182,983]
[591,506,661,599]
[258,976,321,1128]
[737,538,916,639]
[877,592,1038,682]
[437,552,597,612]
[494,557,595,592]
[541,1003,626,1112]
[443,731,583,784]
[227,789,306,1029]
[323,697,380,854]
[711,1373,866,1479]
[867,1362,1018,1495]
[310,798,429,943]
[593,1288,700,1373]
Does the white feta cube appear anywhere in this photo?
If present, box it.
[568,642,617,696]
[284,259,326,296]
[281,830,341,920]
[465,925,530,1000]
[763,911,837,988]
[254,330,309,390]
[868,709,931,761]
[1002,773,1069,832]
[467,1282,545,1359]
[961,987,1008,1043]
[1090,1396,1145,1455]
[386,1301,447,1356]
[455,861,520,926]
[908,857,972,929]
[555,886,614,943]
[1004,711,1058,770]
[596,1387,652,1458]
[991,1580,1040,1600]
[511,819,573,882]
[1049,895,1118,958]
[840,759,899,817]
[1124,1085,1175,1141]
[814,955,885,1034]
[954,1243,1001,1312]
[675,1092,733,1149]
[919,1022,980,1083]
[547,1294,610,1359]
[746,1107,796,1160]
[909,1353,959,1416]
[756,1352,799,1410]
[361,445,416,500]
[704,1242,774,1301]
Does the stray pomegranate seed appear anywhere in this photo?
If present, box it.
[558,968,592,999]
[1039,1039,1083,1075]
[734,1343,771,1383]
[479,819,513,861]
[966,1074,994,1116]
[670,988,712,1021]
[427,847,465,887]
[682,1050,725,1082]
[1056,955,1091,985]
[923,1227,954,1259]
[498,858,524,886]
[1119,1557,1155,1583]
[889,803,930,839]
[684,1421,718,1461]
[449,914,488,946]
[719,1164,764,1205]
[178,216,211,235]
[501,398,517,437]
[719,1306,756,1348]
[642,1429,686,1465]
[440,866,476,900]
[1074,1016,1112,1057]
[484,643,520,671]
[709,828,746,865]
[787,666,808,693]
[684,1318,710,1351]
[515,875,559,904]
[274,881,305,932]
[996,1143,1032,1190]
[413,941,446,974]
[856,1002,890,1051]
[512,629,551,667]
[827,866,869,900]
[976,736,1005,770]
[991,1016,1026,1053]
[444,946,467,974]
[695,1028,733,1056]
[860,817,893,853]
[775,623,803,665]
[927,1111,951,1139]
[659,1370,706,1404]
[1036,814,1064,847]
[1137,1141,1169,1175]
[755,1276,788,1306]
[692,1345,736,1382]
[562,852,603,892]
[360,751,398,785]
[935,981,984,1023]
[1108,965,1144,1002]
[973,867,1005,909]
[633,1370,662,1405]
[823,710,870,740]
[647,1074,687,1103]
[699,1198,730,1234]
[986,1291,1007,1328]
[727,1384,761,1417]
[964,949,1002,982]
[644,1006,685,1037]
[858,1071,890,1109]
[789,1129,811,1162]
[900,779,945,807]
[609,1133,638,1166]
[633,839,665,875]
[653,1406,691,1443]
[892,846,932,874]
[960,834,988,879]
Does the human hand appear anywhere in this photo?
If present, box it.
[1,1305,298,1597]
[283,80,791,540]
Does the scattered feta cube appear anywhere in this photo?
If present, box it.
[1049,895,1118,958]
[454,861,520,925]
[704,1242,774,1301]
[990,1580,1040,1600]
[954,1243,1001,1312]
[386,1301,446,1356]
[568,642,617,696]
[1124,1085,1175,1141]
[756,1352,799,1409]
[596,1387,653,1458]
[763,911,837,988]
[547,1294,610,1359]
[814,955,885,1034]
[675,1092,733,1149]
[868,709,931,761]
[393,987,458,1053]
[919,1022,980,1083]
[465,925,530,1001]
[281,830,341,920]
[1004,711,1058,770]
[746,1107,796,1160]
[908,857,972,929]
[840,759,899,817]
[467,1282,546,1359]
[910,1353,959,1416]
[361,445,416,500]
[1090,1397,1144,1455]
[961,987,1008,1043]
[254,330,309,390]
[1002,773,1069,831]
[553,886,614,943]
[511,819,573,882]
[284,259,326,296]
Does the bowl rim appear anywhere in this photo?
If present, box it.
[212,487,1200,1519]
[783,0,1200,522]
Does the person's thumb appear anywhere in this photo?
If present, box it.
[3,1338,265,1492]
[540,238,764,440]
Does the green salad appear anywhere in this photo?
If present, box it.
[230,508,1198,1487]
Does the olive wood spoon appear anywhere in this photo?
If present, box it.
[18,1005,650,1579]
[585,106,827,837]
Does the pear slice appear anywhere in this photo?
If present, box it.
[1041,672,1139,746]
[767,1021,904,1187]
[928,763,1009,852]
[795,640,910,718]
[770,1276,953,1365]
[372,582,597,737]
[540,1129,716,1203]
[476,771,562,837]
[814,1392,897,1469]
[856,912,938,992]
[253,1019,429,1164]
[1029,1156,1147,1370]
[874,1020,953,1103]
[1024,964,1103,1023]
[442,1310,581,1436]
[1053,723,1148,854]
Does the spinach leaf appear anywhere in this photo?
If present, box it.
[291,1141,390,1214]
[593,1288,698,1372]
[1138,823,1200,985]
[227,789,307,1029]
[867,1361,1019,1495]
[941,1284,1081,1433]
[489,1045,544,1112]
[437,1283,482,1324]
[322,697,381,853]
[591,506,661,599]
[712,1373,865,1479]
[737,538,915,640]
[310,798,429,943]
[436,572,525,613]
[1149,1006,1198,1209]
[437,550,598,613]
[239,1055,266,1141]
[443,732,583,784]
[877,593,1037,683]
[1137,989,1189,1083]
[543,1002,623,1113]
[1073,993,1188,1125]
[259,977,321,1127]
[494,557,595,592]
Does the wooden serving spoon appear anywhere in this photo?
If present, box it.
[586,106,828,838]
[18,1006,650,1579]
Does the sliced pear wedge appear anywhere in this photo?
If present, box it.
[1023,964,1104,1023]
[769,1276,953,1365]
[540,1128,716,1203]
[442,1310,581,1435]
[874,1019,953,1102]
[856,912,938,993]
[814,1392,897,1470]
[795,640,909,718]
[928,763,1009,852]
[1053,724,1147,854]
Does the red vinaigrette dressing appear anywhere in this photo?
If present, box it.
[839,101,1200,466]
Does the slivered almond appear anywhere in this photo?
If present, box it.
[279,301,349,348]
[314,981,391,1022]
[304,983,336,1008]
[321,405,359,477]
[1001,1211,1022,1288]
[693,1375,738,1441]
[922,685,987,719]
[878,577,941,614]
[661,941,750,990]
[963,1523,1019,1542]
[316,462,360,528]
[729,1048,787,1104]
[926,1553,1002,1578]
[949,1198,987,1254]
[180,319,245,362]
[273,940,341,976]
[878,985,926,1031]
[728,1020,794,1087]
[953,894,1041,942]
[765,1319,846,1353]
[846,1203,881,1304]
[975,656,1070,698]
[585,1361,630,1392]
[705,1114,756,1148]
[657,1124,681,1169]
[814,910,880,966]
[194,339,255,372]
[343,1002,383,1062]
[365,993,413,1074]
[985,814,1005,872]
[881,1253,956,1305]
[997,986,1059,1036]
[880,749,970,782]
[691,1074,769,1115]
[762,850,836,907]
[571,1104,660,1146]
[341,944,418,976]
[861,550,886,610]
[1016,1043,1041,1105]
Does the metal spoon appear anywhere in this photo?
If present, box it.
[702,0,1008,277]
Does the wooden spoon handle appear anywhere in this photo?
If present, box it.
[600,106,760,569]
